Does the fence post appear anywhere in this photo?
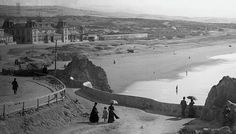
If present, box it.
[48,95,50,105]
[22,102,25,115]
[2,104,5,119]
[37,99,39,110]
[55,93,58,103]
[63,90,66,100]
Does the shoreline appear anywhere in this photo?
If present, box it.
[91,42,236,93]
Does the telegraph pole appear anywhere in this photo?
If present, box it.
[54,40,57,75]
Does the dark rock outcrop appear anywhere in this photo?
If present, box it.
[56,56,112,93]
[201,76,236,121]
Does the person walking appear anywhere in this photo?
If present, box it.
[102,107,108,123]
[89,102,99,123]
[180,97,187,117]
[176,85,178,94]
[108,103,119,123]
[188,99,195,118]
[12,78,18,95]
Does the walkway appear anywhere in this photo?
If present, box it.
[0,75,64,116]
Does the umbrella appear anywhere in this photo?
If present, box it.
[110,100,118,104]
[187,96,197,100]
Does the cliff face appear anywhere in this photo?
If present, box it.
[201,76,236,121]
[56,56,112,93]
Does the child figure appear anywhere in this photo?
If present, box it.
[102,107,108,122]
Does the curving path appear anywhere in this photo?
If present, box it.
[0,75,65,116]
[56,87,194,134]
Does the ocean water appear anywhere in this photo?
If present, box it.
[121,53,236,105]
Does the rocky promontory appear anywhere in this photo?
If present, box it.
[56,56,112,93]
[201,76,236,122]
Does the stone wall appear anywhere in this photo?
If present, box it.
[76,86,203,117]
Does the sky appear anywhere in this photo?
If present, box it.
[1,0,236,18]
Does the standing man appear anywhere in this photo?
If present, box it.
[180,97,187,117]
[12,78,18,95]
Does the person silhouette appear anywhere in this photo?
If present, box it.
[108,103,119,123]
[12,78,18,95]
[188,99,195,118]
[89,102,99,123]
[176,85,178,94]
[180,97,187,117]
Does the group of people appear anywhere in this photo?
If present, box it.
[89,102,119,124]
[180,97,195,118]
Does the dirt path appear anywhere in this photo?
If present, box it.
[51,88,194,134]
[57,105,193,134]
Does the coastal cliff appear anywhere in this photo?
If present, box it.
[201,76,236,121]
[56,56,112,93]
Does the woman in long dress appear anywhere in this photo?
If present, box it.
[89,102,99,123]
[188,99,195,118]
[108,103,119,123]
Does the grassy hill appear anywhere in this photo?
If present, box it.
[0,5,107,17]
[1,5,236,39]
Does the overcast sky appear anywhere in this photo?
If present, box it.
[1,0,236,18]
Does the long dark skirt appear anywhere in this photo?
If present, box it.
[89,107,99,123]
[188,107,195,118]
[108,110,119,123]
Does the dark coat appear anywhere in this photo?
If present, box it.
[12,80,18,90]
[180,100,187,109]
[108,105,119,123]
[188,101,195,118]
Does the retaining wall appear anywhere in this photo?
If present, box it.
[76,86,203,117]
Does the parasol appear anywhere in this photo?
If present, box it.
[187,96,197,100]
[110,100,118,104]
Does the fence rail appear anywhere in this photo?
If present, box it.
[0,75,66,119]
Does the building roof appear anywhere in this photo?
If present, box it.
[69,30,79,35]
[14,23,26,28]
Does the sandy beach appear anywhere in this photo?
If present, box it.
[90,32,236,99]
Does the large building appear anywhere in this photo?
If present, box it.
[0,29,15,45]
[2,19,79,44]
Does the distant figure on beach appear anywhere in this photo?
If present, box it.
[89,102,99,123]
[108,103,119,123]
[186,70,188,76]
[188,99,195,118]
[180,97,187,117]
[102,107,108,122]
[188,56,191,59]
[113,60,116,64]
[176,85,178,94]
[11,78,18,95]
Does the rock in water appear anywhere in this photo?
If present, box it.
[201,76,236,121]
[56,56,112,93]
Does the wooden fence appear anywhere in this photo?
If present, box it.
[0,75,66,119]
